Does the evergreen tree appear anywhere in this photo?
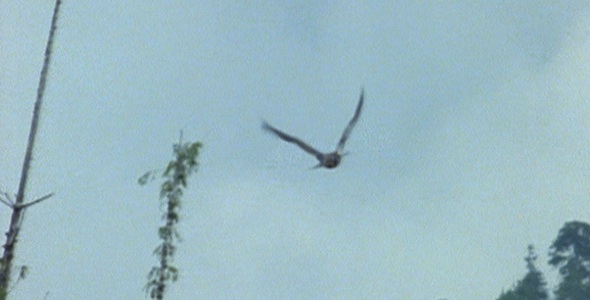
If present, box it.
[497,290,519,300]
[549,221,590,300]
[496,245,548,300]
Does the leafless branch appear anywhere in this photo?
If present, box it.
[0,192,14,207]
[17,193,54,210]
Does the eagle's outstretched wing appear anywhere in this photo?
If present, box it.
[262,121,323,159]
[337,89,364,154]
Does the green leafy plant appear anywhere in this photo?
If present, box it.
[140,136,202,300]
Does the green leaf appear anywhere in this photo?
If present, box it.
[138,171,153,185]
[143,137,202,299]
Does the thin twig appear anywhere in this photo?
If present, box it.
[17,193,54,210]
[0,192,14,208]
[0,192,14,207]
[0,199,13,208]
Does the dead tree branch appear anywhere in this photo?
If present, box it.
[0,0,62,297]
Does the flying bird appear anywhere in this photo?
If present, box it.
[262,89,364,169]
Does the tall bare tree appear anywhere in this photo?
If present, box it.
[0,0,61,298]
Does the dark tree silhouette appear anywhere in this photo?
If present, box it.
[496,245,548,300]
[549,221,590,300]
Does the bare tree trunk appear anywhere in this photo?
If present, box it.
[0,0,61,297]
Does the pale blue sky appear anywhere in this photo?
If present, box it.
[2,1,590,299]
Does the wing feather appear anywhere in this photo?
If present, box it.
[262,121,323,159]
[336,89,364,153]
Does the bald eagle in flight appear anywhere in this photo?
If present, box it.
[262,89,364,169]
